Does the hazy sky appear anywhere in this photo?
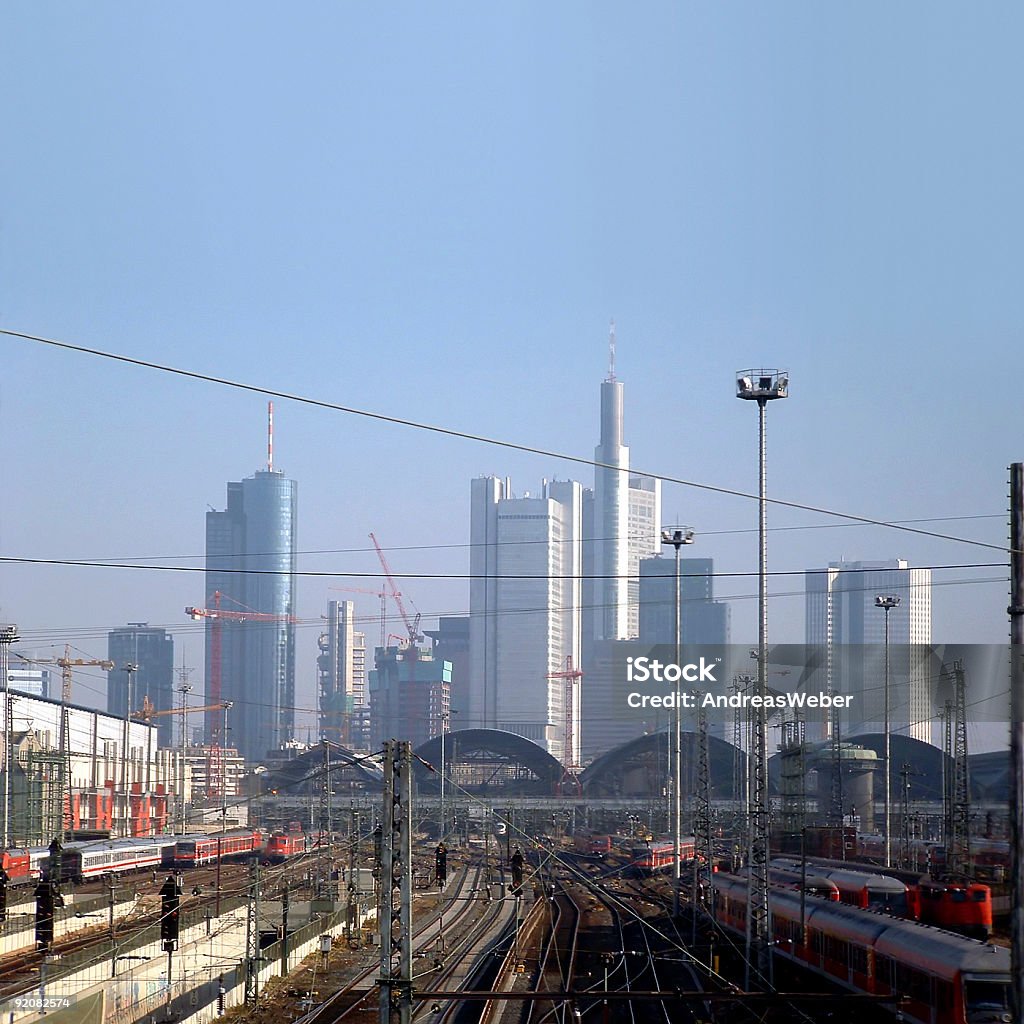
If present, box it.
[1,4,1019,744]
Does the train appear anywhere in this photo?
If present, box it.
[1,846,53,885]
[767,865,840,902]
[627,836,698,875]
[772,856,993,940]
[713,874,1011,1024]
[172,829,265,869]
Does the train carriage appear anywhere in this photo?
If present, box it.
[173,829,264,869]
[713,874,1011,1024]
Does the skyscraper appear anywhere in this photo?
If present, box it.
[205,468,297,761]
[638,556,730,648]
[107,624,175,747]
[317,600,367,748]
[805,559,932,742]
[468,477,583,762]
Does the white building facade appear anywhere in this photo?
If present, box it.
[469,477,583,763]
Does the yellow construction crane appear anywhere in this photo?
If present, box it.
[14,644,115,703]
[132,695,230,721]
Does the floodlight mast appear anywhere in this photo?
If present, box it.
[876,594,901,868]
[736,369,788,989]
[660,526,695,918]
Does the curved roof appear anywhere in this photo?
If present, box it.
[581,730,743,799]
[414,729,565,795]
[257,741,384,793]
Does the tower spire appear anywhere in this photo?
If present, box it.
[267,401,274,472]
[607,319,616,382]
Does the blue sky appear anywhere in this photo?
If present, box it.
[1,3,1019,740]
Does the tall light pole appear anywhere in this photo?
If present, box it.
[178,683,192,835]
[660,526,694,917]
[0,625,19,849]
[736,368,788,987]
[876,594,901,868]
[439,709,457,840]
[120,663,137,838]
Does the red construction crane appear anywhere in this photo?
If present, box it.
[548,655,584,772]
[368,532,423,657]
[186,591,297,797]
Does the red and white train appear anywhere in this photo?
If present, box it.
[714,874,1011,1024]
[627,836,698,875]
[173,829,265,868]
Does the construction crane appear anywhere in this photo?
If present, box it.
[368,532,423,656]
[13,646,116,841]
[185,592,297,797]
[133,695,231,721]
[547,655,584,773]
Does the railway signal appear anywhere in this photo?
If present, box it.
[435,843,447,886]
[35,879,62,949]
[0,868,8,922]
[510,848,524,895]
[160,874,180,949]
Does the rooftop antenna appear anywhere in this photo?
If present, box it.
[267,401,274,472]
[607,319,616,382]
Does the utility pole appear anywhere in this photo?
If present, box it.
[178,682,192,835]
[244,861,260,1005]
[0,625,18,850]
[947,661,971,877]
[1008,462,1024,1024]
[120,663,137,838]
[378,740,412,1024]
[695,699,712,937]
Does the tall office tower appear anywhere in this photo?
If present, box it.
[638,556,730,648]
[317,600,367,748]
[627,474,662,638]
[368,645,451,751]
[805,559,932,742]
[469,477,583,762]
[425,616,469,721]
[107,624,175,747]
[206,468,297,761]
[593,335,630,643]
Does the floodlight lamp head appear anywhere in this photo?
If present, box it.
[875,595,901,609]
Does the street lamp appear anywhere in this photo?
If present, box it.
[876,594,901,868]
[736,367,788,987]
[439,709,457,840]
[178,684,192,836]
[660,525,694,917]
[0,625,19,848]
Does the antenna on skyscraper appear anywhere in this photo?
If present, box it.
[267,401,274,472]
[607,319,616,382]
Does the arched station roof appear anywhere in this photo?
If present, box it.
[415,728,564,796]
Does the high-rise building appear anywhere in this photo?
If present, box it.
[805,559,932,742]
[107,624,175,747]
[469,477,583,762]
[368,645,450,751]
[5,666,52,699]
[425,616,469,720]
[627,475,662,639]
[205,468,297,761]
[317,600,367,749]
[638,556,730,648]
[592,370,630,643]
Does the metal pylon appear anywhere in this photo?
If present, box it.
[379,740,413,1024]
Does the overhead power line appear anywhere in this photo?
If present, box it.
[0,327,1012,554]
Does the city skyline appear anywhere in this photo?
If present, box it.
[0,4,1016,756]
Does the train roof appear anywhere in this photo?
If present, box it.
[772,858,906,892]
[874,926,1009,975]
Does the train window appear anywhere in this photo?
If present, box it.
[951,890,966,902]
[849,946,868,975]
[973,890,987,901]
[964,980,1010,1012]
[875,955,894,991]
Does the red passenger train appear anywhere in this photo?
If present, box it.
[173,829,264,868]
[627,836,698,875]
[713,874,1011,1024]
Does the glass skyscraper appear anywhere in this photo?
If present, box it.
[107,624,175,747]
[205,470,297,762]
